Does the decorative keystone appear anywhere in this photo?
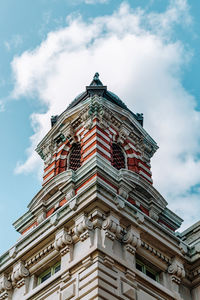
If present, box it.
[11,261,29,288]
[69,197,77,211]
[118,181,132,200]
[50,213,59,226]
[179,243,188,255]
[9,247,17,259]
[149,201,162,222]
[136,212,144,224]
[114,196,125,209]
[123,226,141,255]
[118,125,130,144]
[168,258,185,291]
[54,228,73,256]
[36,211,46,224]
[0,274,12,295]
[74,214,94,244]
[66,185,76,201]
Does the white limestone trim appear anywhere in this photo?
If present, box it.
[76,127,85,137]
[83,144,111,159]
[83,128,96,142]
[124,143,137,152]
[97,129,110,142]
[60,154,68,160]
[138,162,152,175]
[56,143,66,154]
[44,165,55,177]
[43,172,54,184]
[109,126,117,135]
[82,152,112,168]
[76,176,97,195]
[83,136,110,151]
[127,153,139,159]
[139,170,152,182]
[83,128,110,143]
[44,157,56,168]
[97,178,118,193]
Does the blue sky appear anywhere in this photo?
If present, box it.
[0,0,200,254]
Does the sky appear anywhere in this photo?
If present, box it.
[0,0,200,254]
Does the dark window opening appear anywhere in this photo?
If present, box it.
[136,257,160,282]
[111,143,125,170]
[69,143,82,171]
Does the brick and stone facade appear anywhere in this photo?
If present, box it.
[0,74,200,299]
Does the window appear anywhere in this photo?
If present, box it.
[136,259,159,282]
[111,143,125,170]
[69,143,81,171]
[38,261,61,285]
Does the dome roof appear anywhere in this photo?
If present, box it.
[51,73,143,127]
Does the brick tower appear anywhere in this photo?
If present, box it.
[1,74,200,300]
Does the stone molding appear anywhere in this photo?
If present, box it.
[141,241,170,264]
[25,243,54,268]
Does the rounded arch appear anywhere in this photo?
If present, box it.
[111,143,126,170]
[68,143,82,171]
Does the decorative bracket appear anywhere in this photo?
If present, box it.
[0,274,12,300]
[74,214,94,246]
[54,228,73,258]
[11,261,29,289]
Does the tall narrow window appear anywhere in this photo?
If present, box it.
[69,143,81,171]
[111,143,125,170]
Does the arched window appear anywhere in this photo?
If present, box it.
[111,143,125,170]
[69,143,81,171]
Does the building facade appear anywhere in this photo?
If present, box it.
[0,74,200,300]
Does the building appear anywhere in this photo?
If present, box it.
[0,73,200,300]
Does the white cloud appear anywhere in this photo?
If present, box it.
[4,34,23,52]
[11,0,199,230]
[81,0,108,4]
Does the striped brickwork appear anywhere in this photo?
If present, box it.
[42,118,152,186]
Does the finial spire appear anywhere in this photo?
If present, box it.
[89,72,103,86]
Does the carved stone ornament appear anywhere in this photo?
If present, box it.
[118,126,130,144]
[102,215,123,241]
[0,274,12,294]
[42,139,54,165]
[123,226,141,255]
[37,211,46,224]
[168,258,185,284]
[11,261,29,287]
[139,139,157,162]
[74,215,94,242]
[54,228,73,256]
